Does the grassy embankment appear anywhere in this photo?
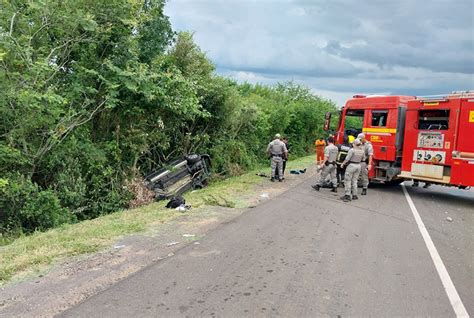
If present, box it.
[0,155,315,285]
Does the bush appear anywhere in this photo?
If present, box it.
[210,140,257,176]
[19,190,73,232]
[0,174,74,234]
[0,0,338,237]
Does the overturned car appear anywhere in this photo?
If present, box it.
[145,154,211,200]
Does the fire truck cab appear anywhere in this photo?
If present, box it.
[335,95,415,183]
[333,92,474,188]
[399,92,474,188]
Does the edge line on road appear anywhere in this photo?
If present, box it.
[401,184,469,318]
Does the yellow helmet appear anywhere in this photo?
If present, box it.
[348,135,355,144]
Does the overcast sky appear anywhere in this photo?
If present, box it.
[164,0,474,105]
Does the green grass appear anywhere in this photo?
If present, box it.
[0,202,177,284]
[0,155,314,285]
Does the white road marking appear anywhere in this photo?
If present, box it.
[401,184,469,318]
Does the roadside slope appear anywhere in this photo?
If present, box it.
[0,156,316,317]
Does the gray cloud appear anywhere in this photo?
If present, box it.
[165,0,473,103]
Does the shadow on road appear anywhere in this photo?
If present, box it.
[366,182,474,209]
[406,186,474,208]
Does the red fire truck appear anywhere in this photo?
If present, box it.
[326,91,474,188]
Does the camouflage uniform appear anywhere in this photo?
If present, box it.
[316,143,339,188]
[344,148,364,196]
[341,140,365,201]
[360,141,374,190]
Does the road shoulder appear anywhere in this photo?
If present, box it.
[0,158,316,317]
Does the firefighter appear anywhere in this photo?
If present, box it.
[340,138,364,202]
[315,138,326,164]
[357,133,374,195]
[266,133,288,182]
[311,136,338,192]
[336,135,352,187]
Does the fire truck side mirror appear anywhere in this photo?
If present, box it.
[323,112,332,131]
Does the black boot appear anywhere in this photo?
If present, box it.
[271,178,275,182]
[361,188,367,195]
[312,184,320,191]
[352,195,359,200]
[331,187,337,193]
[341,195,351,202]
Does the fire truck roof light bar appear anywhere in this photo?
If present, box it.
[417,91,474,101]
[416,94,449,101]
[351,91,473,101]
[352,94,391,99]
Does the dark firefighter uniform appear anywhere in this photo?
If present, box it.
[336,137,352,186]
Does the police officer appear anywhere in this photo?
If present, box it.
[266,133,288,182]
[281,137,290,179]
[340,138,365,202]
[336,135,352,187]
[357,133,374,195]
[312,136,338,192]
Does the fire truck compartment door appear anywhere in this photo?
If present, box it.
[395,106,406,150]
[456,99,474,153]
[411,163,444,179]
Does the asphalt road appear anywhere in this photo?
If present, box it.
[60,179,473,317]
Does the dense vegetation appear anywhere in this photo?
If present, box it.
[0,0,337,236]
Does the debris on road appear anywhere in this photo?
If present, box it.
[290,168,307,175]
[446,217,453,222]
[260,192,269,198]
[166,242,180,247]
[113,244,126,249]
[182,234,196,238]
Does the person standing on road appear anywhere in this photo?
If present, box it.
[266,133,288,182]
[312,136,339,192]
[340,138,365,202]
[281,137,290,179]
[336,135,352,187]
[357,133,374,195]
[315,138,326,164]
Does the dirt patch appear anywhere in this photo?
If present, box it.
[0,166,316,317]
